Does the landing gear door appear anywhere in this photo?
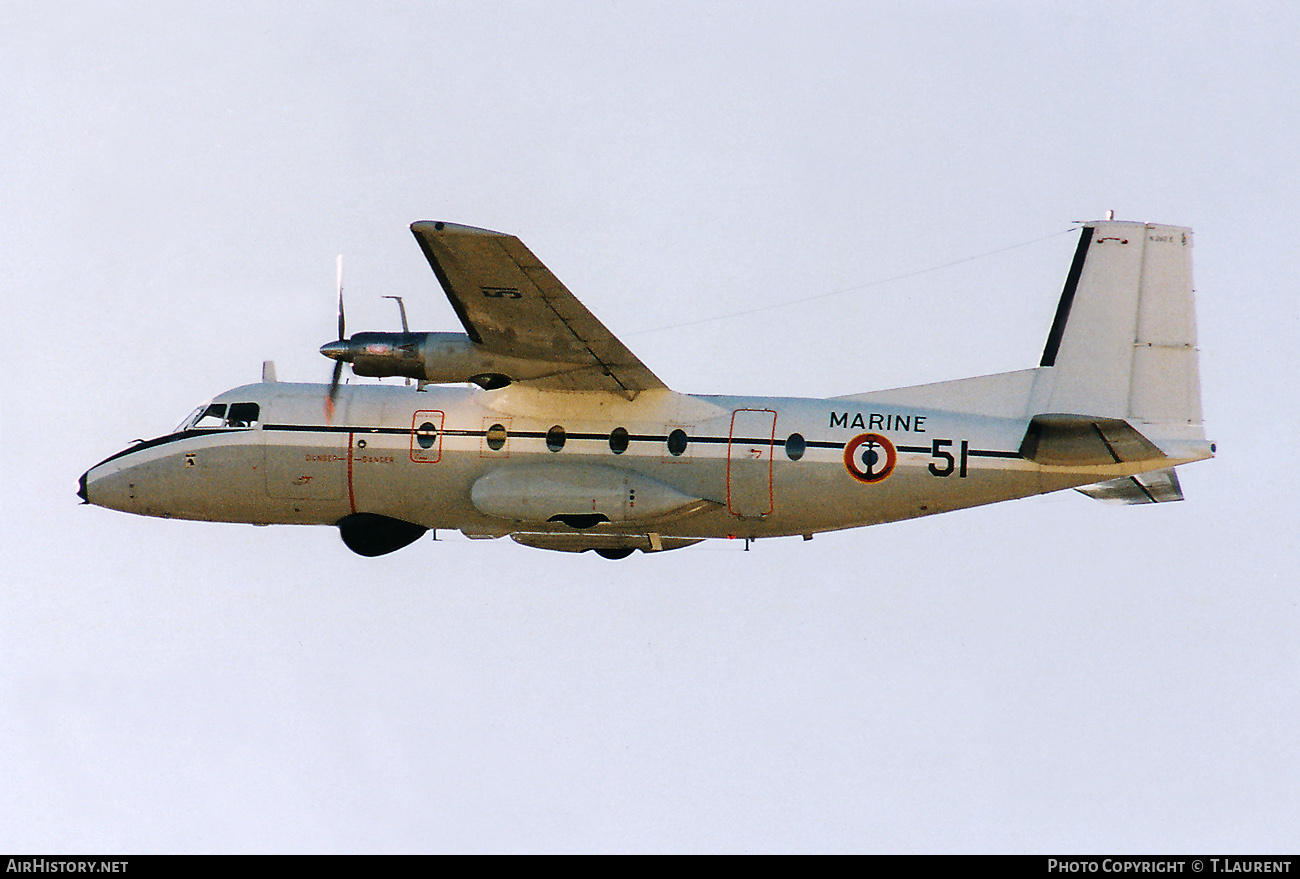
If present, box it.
[727,408,776,518]
[410,410,445,463]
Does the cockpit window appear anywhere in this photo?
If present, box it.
[183,402,260,431]
[226,402,260,428]
[175,407,204,433]
[193,404,227,429]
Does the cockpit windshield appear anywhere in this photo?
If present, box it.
[174,407,205,433]
[175,402,260,432]
[193,403,228,428]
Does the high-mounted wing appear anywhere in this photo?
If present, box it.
[410,221,668,398]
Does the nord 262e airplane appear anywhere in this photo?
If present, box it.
[79,220,1214,559]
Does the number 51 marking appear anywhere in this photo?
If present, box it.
[928,439,969,478]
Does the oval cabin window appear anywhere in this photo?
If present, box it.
[667,429,688,457]
[416,422,438,449]
[785,433,806,461]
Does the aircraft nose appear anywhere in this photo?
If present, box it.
[77,470,89,504]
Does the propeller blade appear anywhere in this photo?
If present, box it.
[325,359,344,421]
[336,254,346,340]
[326,255,346,421]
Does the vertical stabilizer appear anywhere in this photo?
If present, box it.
[1036,222,1202,437]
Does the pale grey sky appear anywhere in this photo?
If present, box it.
[3,1,1297,852]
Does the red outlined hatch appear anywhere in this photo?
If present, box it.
[727,408,776,517]
[410,410,445,463]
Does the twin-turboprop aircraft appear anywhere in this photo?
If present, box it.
[79,220,1214,558]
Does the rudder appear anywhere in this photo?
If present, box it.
[1035,222,1203,438]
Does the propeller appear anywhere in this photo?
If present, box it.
[323,255,345,420]
[318,257,425,402]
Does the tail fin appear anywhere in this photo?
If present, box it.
[1034,221,1204,448]
[840,220,1210,467]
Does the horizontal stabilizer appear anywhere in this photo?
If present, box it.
[1019,414,1166,466]
[1076,468,1183,504]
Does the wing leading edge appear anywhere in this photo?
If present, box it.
[410,221,667,398]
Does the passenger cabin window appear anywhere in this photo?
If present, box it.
[785,433,806,461]
[415,422,438,449]
[546,425,566,452]
[609,427,629,455]
[667,429,688,457]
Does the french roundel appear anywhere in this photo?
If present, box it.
[843,433,897,484]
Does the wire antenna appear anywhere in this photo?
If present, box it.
[630,226,1080,337]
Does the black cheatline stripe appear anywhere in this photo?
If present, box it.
[969,449,1022,459]
[269,425,795,448]
[266,424,670,442]
[262,423,323,432]
[511,433,789,446]
[889,444,1025,459]
[91,427,251,467]
[264,424,407,435]
[95,423,1027,465]
[1040,226,1093,367]
[94,431,196,466]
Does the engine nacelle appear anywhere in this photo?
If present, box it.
[321,332,577,390]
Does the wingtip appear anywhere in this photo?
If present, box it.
[410,220,507,236]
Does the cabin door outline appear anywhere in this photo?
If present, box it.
[727,408,776,518]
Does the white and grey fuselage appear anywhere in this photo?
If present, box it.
[79,376,1211,554]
